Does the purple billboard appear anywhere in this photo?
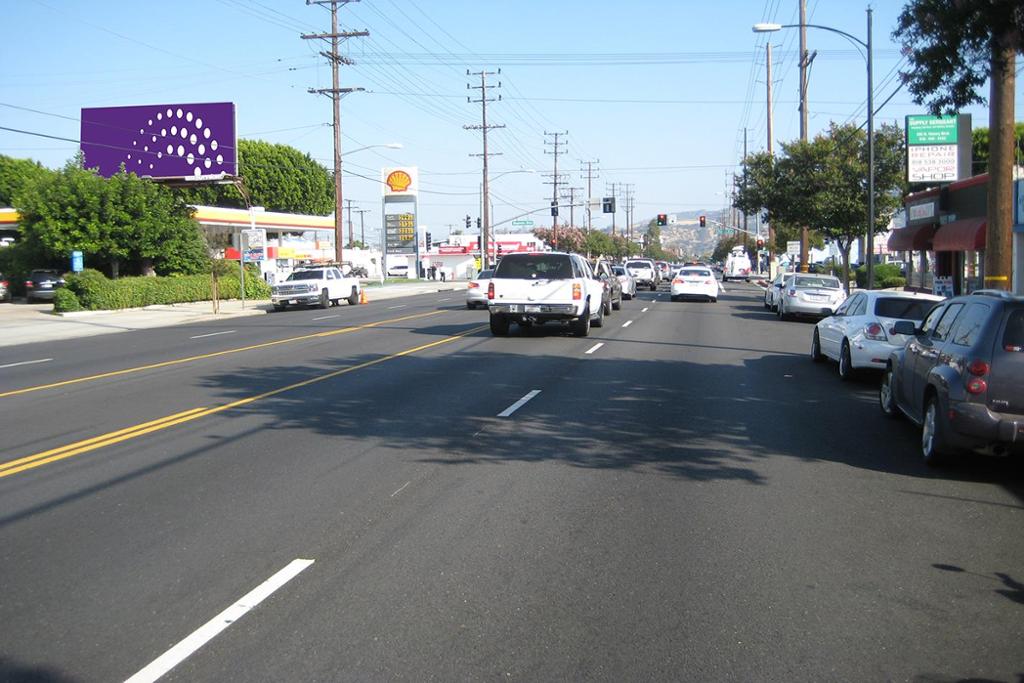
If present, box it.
[80,102,237,179]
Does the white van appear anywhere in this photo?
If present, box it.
[723,248,752,283]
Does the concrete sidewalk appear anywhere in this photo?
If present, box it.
[0,280,467,348]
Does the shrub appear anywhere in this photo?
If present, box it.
[63,264,270,310]
[855,263,903,289]
[876,276,906,289]
[52,287,82,312]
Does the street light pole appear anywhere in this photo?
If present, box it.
[753,7,875,287]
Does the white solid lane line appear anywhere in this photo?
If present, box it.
[622,320,634,328]
[498,389,541,418]
[641,307,649,312]
[584,343,604,355]
[125,558,314,683]
[388,305,406,310]
[0,358,53,370]
[190,330,236,340]
[437,297,451,302]
[312,314,339,321]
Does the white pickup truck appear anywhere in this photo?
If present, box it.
[271,265,362,311]
[486,252,606,336]
[625,258,659,291]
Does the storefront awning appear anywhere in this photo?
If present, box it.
[933,217,986,251]
[887,223,937,252]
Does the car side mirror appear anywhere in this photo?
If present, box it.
[774,283,783,288]
[891,320,917,336]
[820,308,833,316]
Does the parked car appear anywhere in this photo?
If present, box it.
[592,260,623,314]
[465,268,494,309]
[763,271,791,311]
[670,266,719,303]
[625,258,659,291]
[0,272,11,303]
[25,269,65,302]
[811,290,944,380]
[486,252,604,336]
[776,274,846,320]
[270,266,361,310]
[611,264,636,300]
[879,291,1024,465]
[386,263,409,278]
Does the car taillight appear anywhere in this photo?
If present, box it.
[487,281,494,300]
[672,278,683,284]
[864,322,887,341]
[967,360,989,376]
[468,282,479,289]
[572,282,581,300]
[25,280,34,288]
[705,279,714,285]
[966,359,989,394]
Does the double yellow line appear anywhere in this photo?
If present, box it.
[0,323,489,479]
[0,310,444,399]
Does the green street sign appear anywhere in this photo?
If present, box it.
[511,220,534,227]
[906,115,958,145]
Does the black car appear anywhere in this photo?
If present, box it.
[25,269,65,302]
[879,290,1024,465]
[591,260,623,315]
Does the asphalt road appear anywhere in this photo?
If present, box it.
[1,282,1022,681]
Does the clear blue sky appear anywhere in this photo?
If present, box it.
[2,0,1019,240]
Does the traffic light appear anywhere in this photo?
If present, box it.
[602,197,615,213]
[497,243,503,257]
[657,213,667,226]
[476,217,482,229]
[699,215,706,227]
[425,231,432,251]
[465,215,471,229]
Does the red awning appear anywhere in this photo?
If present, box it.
[887,223,937,252]
[933,217,986,252]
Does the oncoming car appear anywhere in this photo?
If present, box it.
[670,266,718,303]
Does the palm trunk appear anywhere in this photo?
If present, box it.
[984,45,1015,291]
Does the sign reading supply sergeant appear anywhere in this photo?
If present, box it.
[905,114,972,184]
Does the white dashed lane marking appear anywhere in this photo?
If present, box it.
[498,390,541,417]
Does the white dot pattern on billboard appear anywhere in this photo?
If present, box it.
[125,108,231,178]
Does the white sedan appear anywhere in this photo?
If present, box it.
[465,268,494,309]
[670,266,719,302]
[811,290,943,380]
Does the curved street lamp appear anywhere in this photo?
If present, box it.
[480,169,536,265]
[753,9,876,289]
[342,142,403,156]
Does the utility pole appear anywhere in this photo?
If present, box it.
[562,185,583,231]
[303,0,368,265]
[621,183,635,242]
[606,182,618,236]
[580,159,600,234]
[345,198,355,248]
[743,128,749,257]
[355,208,370,246]
[766,41,775,276]
[797,0,812,273]
[464,69,504,268]
[544,131,568,248]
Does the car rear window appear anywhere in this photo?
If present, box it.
[477,270,494,280]
[494,254,573,279]
[1003,309,1024,352]
[680,269,711,277]
[612,266,626,275]
[873,298,936,321]
[626,261,650,269]
[287,270,325,281]
[793,276,840,289]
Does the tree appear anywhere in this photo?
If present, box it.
[16,157,208,277]
[734,123,906,291]
[971,123,1024,174]
[0,155,53,207]
[894,0,1024,291]
[175,139,334,215]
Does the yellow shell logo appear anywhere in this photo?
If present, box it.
[386,170,412,193]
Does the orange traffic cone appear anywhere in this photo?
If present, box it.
[359,288,368,304]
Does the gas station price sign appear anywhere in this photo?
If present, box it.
[385,212,416,254]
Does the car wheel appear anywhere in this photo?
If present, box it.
[466,302,475,310]
[593,298,605,328]
[838,341,854,381]
[777,301,785,320]
[710,297,717,303]
[810,330,824,362]
[603,298,611,316]
[572,301,591,337]
[879,365,899,418]
[319,289,330,309]
[348,287,359,306]
[489,314,510,336]
[273,303,286,312]
[922,394,952,466]
[650,283,657,291]
[612,295,621,311]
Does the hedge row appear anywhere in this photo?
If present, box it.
[855,263,904,290]
[55,266,271,312]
